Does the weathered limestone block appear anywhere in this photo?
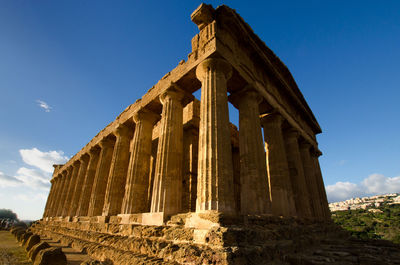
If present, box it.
[15,229,26,242]
[25,234,41,251]
[195,58,235,214]
[21,231,33,246]
[122,109,159,214]
[28,241,50,261]
[102,124,133,217]
[34,247,67,265]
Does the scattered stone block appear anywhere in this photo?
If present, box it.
[28,241,50,261]
[34,247,67,265]
[25,234,41,251]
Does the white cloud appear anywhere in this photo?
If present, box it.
[19,148,68,173]
[13,192,47,202]
[14,167,50,189]
[0,171,23,187]
[326,173,400,202]
[36,99,52,112]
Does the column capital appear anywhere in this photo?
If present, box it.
[79,154,90,164]
[229,85,262,108]
[115,123,131,138]
[196,57,232,81]
[89,146,101,156]
[311,148,323,157]
[99,137,114,148]
[133,109,160,124]
[299,141,312,151]
[284,128,300,140]
[260,112,284,127]
[160,82,194,106]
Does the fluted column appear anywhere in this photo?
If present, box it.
[232,88,270,214]
[261,113,296,216]
[150,86,185,218]
[69,155,89,216]
[76,147,100,216]
[63,161,80,216]
[47,177,61,217]
[182,127,199,212]
[299,142,324,220]
[311,150,331,220]
[88,138,115,217]
[55,169,70,216]
[43,178,56,217]
[284,129,312,218]
[102,124,133,216]
[122,110,159,214]
[195,58,235,213]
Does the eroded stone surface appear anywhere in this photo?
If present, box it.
[32,3,395,265]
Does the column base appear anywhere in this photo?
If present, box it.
[89,216,110,223]
[115,214,143,224]
[141,212,164,226]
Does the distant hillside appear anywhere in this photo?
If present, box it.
[330,193,400,244]
[329,193,400,211]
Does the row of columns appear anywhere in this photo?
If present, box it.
[43,57,330,221]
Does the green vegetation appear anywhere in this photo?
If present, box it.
[331,203,400,244]
[0,231,32,264]
[0,209,18,220]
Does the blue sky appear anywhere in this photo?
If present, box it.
[0,1,399,220]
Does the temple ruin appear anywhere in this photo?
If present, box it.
[28,4,391,264]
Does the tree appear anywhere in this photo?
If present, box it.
[0,209,18,220]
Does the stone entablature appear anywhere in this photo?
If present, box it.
[43,3,330,231]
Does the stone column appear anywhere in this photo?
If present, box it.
[47,177,60,217]
[195,58,235,213]
[261,113,296,216]
[182,127,199,212]
[102,124,133,217]
[56,169,70,217]
[87,138,115,217]
[63,161,80,216]
[69,155,90,217]
[231,88,271,214]
[284,129,312,218]
[299,142,324,220]
[43,178,56,217]
[311,150,331,220]
[150,86,185,218]
[76,147,100,216]
[121,110,159,214]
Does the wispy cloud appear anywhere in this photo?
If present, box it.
[19,148,68,173]
[36,100,52,112]
[326,173,400,202]
[0,171,23,187]
[0,148,68,190]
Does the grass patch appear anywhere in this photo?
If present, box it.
[0,231,32,265]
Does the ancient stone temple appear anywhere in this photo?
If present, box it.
[30,4,400,265]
